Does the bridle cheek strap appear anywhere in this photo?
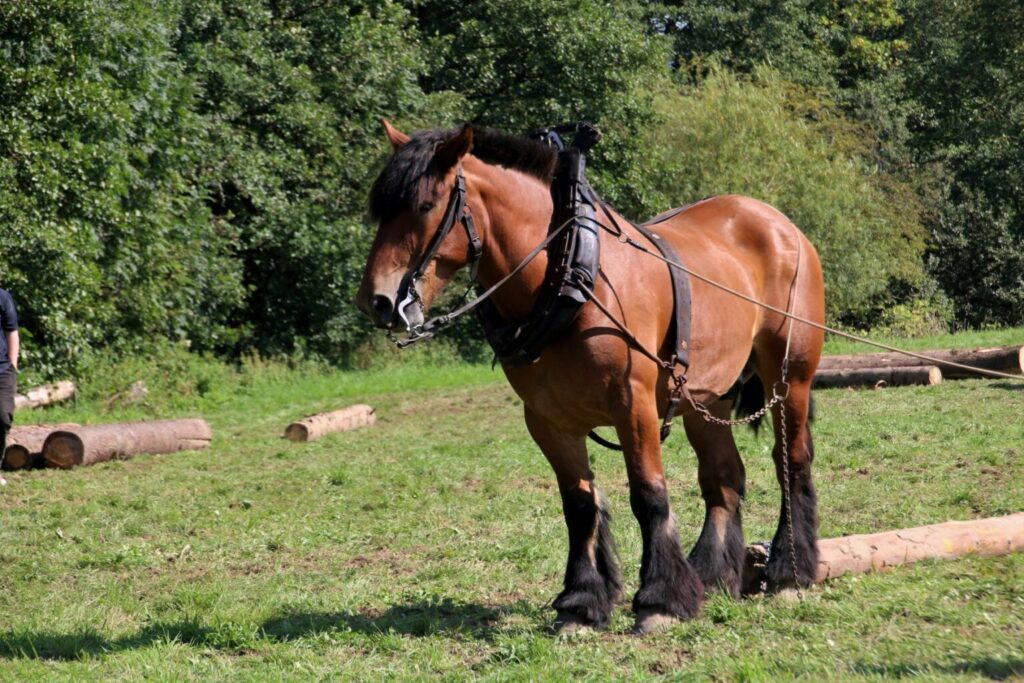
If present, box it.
[395,167,483,329]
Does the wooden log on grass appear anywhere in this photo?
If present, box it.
[14,380,76,410]
[2,423,78,470]
[813,365,942,389]
[742,513,1024,592]
[41,419,212,469]
[815,513,1024,582]
[285,404,375,442]
[819,345,1023,379]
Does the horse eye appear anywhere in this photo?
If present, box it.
[418,201,435,214]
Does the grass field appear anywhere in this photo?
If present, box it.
[1,330,1023,681]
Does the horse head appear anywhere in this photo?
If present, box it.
[356,121,477,331]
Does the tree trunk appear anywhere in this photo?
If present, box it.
[285,404,375,442]
[14,381,76,410]
[819,345,1023,379]
[2,423,78,470]
[812,365,942,389]
[41,419,212,469]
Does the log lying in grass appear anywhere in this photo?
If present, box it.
[743,513,1024,592]
[816,513,1024,582]
[2,423,78,471]
[285,404,375,442]
[819,345,1023,379]
[14,381,76,410]
[41,419,212,469]
[813,365,942,389]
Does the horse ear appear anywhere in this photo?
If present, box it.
[381,118,410,150]
[434,124,474,170]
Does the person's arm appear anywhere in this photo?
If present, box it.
[6,329,18,370]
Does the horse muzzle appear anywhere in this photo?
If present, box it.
[355,282,425,332]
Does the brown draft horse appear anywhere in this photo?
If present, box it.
[356,122,826,633]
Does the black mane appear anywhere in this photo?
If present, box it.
[369,126,557,222]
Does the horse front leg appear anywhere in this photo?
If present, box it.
[615,393,704,633]
[525,407,622,632]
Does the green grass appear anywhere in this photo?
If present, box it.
[1,334,1023,681]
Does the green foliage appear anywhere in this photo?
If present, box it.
[902,0,1024,326]
[645,67,926,320]
[1,0,1020,378]
[0,0,244,377]
[410,0,673,216]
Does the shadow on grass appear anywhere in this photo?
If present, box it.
[990,381,1024,392]
[0,620,211,661]
[262,597,538,641]
[0,599,539,660]
[854,657,1024,680]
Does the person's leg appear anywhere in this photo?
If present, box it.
[0,368,16,480]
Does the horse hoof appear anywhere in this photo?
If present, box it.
[768,586,803,602]
[553,612,596,636]
[632,610,679,635]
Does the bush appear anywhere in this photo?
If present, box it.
[643,66,927,322]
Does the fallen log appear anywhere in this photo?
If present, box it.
[14,380,76,410]
[819,345,1023,379]
[813,365,942,389]
[814,513,1024,582]
[743,513,1024,592]
[41,419,212,469]
[285,404,376,442]
[2,423,78,470]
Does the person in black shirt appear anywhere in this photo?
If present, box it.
[0,288,19,480]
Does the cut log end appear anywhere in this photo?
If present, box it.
[2,445,34,471]
[42,433,84,470]
[284,424,310,442]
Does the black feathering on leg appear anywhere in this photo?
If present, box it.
[688,508,746,599]
[766,473,819,589]
[630,484,704,619]
[552,489,621,627]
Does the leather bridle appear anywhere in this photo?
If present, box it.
[393,167,483,331]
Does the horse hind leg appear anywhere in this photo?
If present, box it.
[524,407,622,631]
[682,401,747,599]
[759,362,819,590]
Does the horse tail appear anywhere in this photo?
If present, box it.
[733,374,816,435]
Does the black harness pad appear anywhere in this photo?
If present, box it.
[478,127,693,379]
[477,148,600,366]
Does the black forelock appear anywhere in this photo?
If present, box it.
[368,126,558,223]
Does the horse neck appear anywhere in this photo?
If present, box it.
[466,159,553,321]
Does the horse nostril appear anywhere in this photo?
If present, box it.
[371,294,394,323]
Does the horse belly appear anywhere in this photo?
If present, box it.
[501,340,621,433]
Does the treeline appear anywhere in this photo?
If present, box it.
[1,0,1020,378]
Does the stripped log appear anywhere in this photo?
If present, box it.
[14,381,76,410]
[285,404,375,442]
[42,419,212,469]
[743,513,1024,592]
[2,423,78,470]
[819,345,1023,379]
[813,365,942,389]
